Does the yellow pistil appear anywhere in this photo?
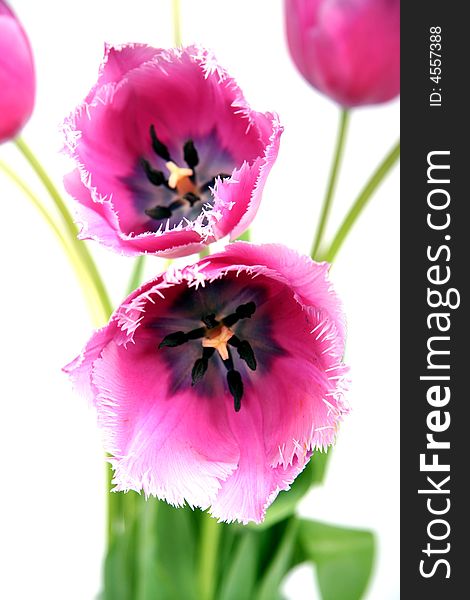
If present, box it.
[165,161,196,196]
[202,325,234,361]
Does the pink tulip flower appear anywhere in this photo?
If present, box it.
[0,1,35,143]
[65,243,348,523]
[284,0,400,107]
[63,45,282,257]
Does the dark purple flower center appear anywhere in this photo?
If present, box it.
[159,301,257,412]
[140,125,230,224]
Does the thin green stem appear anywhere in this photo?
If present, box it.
[311,109,349,260]
[14,136,112,323]
[172,0,182,46]
[0,158,103,323]
[323,141,400,264]
[198,514,221,600]
[126,255,146,295]
[0,159,68,251]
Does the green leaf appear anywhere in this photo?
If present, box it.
[102,533,135,600]
[255,519,299,600]
[251,451,330,531]
[153,502,198,600]
[218,532,258,600]
[298,520,375,600]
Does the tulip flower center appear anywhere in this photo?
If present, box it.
[140,125,230,225]
[159,301,257,412]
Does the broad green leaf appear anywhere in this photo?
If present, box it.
[298,520,375,600]
[154,502,198,600]
[218,532,258,600]
[102,533,134,600]
[309,450,331,485]
[255,519,299,600]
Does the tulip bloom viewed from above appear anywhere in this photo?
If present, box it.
[284,0,400,107]
[65,243,348,523]
[0,0,35,143]
[63,45,282,257]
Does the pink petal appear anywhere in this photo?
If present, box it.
[0,1,35,142]
[93,341,239,507]
[285,0,400,107]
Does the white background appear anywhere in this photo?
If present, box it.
[0,1,399,598]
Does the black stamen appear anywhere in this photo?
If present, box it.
[183,192,201,207]
[145,205,173,220]
[223,302,256,327]
[222,352,235,372]
[229,337,257,371]
[200,173,231,193]
[186,327,205,340]
[236,302,256,319]
[159,331,187,348]
[227,369,243,412]
[183,140,199,169]
[168,199,185,212]
[238,340,257,371]
[191,347,215,385]
[202,314,218,329]
[150,125,171,161]
[141,159,167,186]
[192,358,208,385]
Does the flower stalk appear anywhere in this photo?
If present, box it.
[198,515,222,600]
[323,140,400,263]
[311,108,349,260]
[14,136,112,324]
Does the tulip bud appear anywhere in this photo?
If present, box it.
[0,1,35,143]
[284,0,400,107]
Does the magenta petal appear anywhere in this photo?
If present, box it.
[0,1,35,143]
[92,342,239,506]
[63,45,282,257]
[210,398,310,524]
[65,243,348,523]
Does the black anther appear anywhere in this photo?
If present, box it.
[202,314,218,329]
[183,192,201,207]
[141,159,166,186]
[192,358,208,385]
[150,125,171,161]
[227,370,243,412]
[183,140,199,169]
[236,302,256,319]
[145,205,173,220]
[191,347,215,385]
[223,302,256,327]
[186,327,205,340]
[159,331,187,348]
[200,173,231,193]
[238,340,257,370]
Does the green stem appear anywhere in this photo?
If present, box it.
[311,109,349,260]
[0,158,104,323]
[126,255,146,295]
[198,514,221,600]
[172,0,182,46]
[14,136,112,324]
[323,141,400,264]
